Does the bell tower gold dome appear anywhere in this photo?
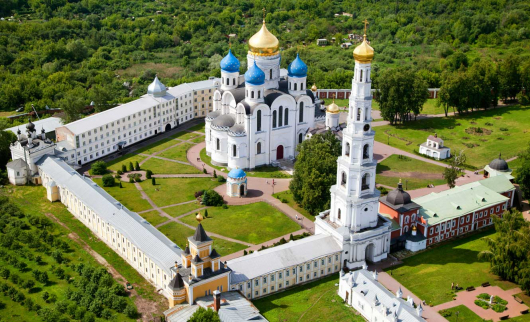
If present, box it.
[248,20,279,56]
[353,19,374,63]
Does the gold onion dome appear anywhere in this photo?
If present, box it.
[311,83,317,91]
[353,34,374,63]
[196,213,204,222]
[248,21,279,56]
[326,99,340,114]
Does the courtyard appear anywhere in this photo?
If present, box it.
[376,154,447,190]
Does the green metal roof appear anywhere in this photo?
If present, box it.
[475,175,515,193]
[414,182,509,225]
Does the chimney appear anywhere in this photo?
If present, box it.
[213,290,221,312]
[188,275,192,282]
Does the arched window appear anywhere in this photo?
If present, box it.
[338,209,341,220]
[279,106,283,127]
[272,111,277,128]
[257,110,262,132]
[363,144,369,159]
[251,91,254,99]
[412,214,416,222]
[404,225,409,233]
[289,82,291,90]
[216,138,220,150]
[269,69,273,80]
[345,142,350,156]
[299,102,304,123]
[362,174,369,190]
[360,70,363,82]
[257,142,262,154]
[341,172,347,186]
[258,91,261,99]
[405,216,410,224]
[232,145,237,157]
[284,108,289,126]
[357,108,361,121]
[233,78,236,86]
[298,133,303,143]
[294,83,297,90]
[301,83,304,90]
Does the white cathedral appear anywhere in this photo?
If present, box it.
[205,20,325,169]
[315,31,392,269]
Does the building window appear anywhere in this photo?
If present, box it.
[362,173,370,190]
[341,172,347,186]
[232,145,237,157]
[299,102,304,122]
[363,144,369,159]
[272,111,277,128]
[284,108,289,126]
[257,142,262,154]
[216,138,220,150]
[257,110,262,131]
[298,133,303,144]
[278,106,283,127]
[338,209,341,220]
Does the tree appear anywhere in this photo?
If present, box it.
[0,128,17,171]
[290,132,341,215]
[146,170,153,179]
[375,68,428,124]
[57,87,87,123]
[91,161,107,175]
[128,162,134,172]
[443,150,466,188]
[516,143,530,200]
[204,209,208,218]
[151,177,156,185]
[134,161,140,171]
[121,164,127,173]
[479,209,530,293]
[438,70,472,116]
[202,190,224,206]
[499,55,521,101]
[123,304,138,319]
[102,174,115,187]
[188,307,220,322]
[119,182,123,188]
[213,170,217,178]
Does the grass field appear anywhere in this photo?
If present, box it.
[374,105,530,168]
[376,154,447,190]
[139,210,168,226]
[134,137,181,155]
[93,178,152,212]
[180,203,301,244]
[163,201,204,218]
[439,305,485,322]
[171,131,201,141]
[385,229,518,306]
[273,190,314,221]
[106,153,147,172]
[158,222,247,256]
[139,177,221,207]
[158,142,195,162]
[141,157,201,174]
[187,123,206,133]
[253,274,363,322]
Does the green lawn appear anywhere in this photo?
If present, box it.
[158,222,246,256]
[163,201,204,218]
[139,177,221,207]
[135,137,181,155]
[191,136,205,143]
[199,147,226,171]
[246,164,292,178]
[180,203,301,244]
[142,157,201,174]
[385,229,518,306]
[332,98,442,115]
[273,190,314,221]
[93,178,152,212]
[171,131,201,141]
[187,123,206,133]
[106,153,147,172]
[439,305,485,322]
[253,274,364,322]
[158,142,195,162]
[374,105,530,168]
[508,158,523,178]
[139,210,169,226]
[376,154,447,190]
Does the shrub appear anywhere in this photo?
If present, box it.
[146,170,153,179]
[116,170,123,175]
[119,182,123,188]
[213,170,217,178]
[91,161,107,175]
[134,177,142,183]
[500,127,509,131]
[243,250,248,255]
[134,161,140,171]
[217,176,226,183]
[128,162,134,172]
[202,190,224,206]
[152,177,156,185]
[123,304,138,318]
[204,209,208,218]
[474,299,489,309]
[195,190,204,198]
[478,293,490,300]
[203,168,207,174]
[222,204,228,209]
[494,296,508,305]
[129,178,134,183]
[492,304,506,313]
[121,164,127,173]
[281,198,288,203]
[439,309,452,317]
[102,174,115,187]
[114,174,121,179]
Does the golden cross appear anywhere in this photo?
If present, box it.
[262,8,266,21]
[363,19,369,35]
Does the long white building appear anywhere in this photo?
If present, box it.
[55,77,219,166]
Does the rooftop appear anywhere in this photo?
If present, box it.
[6,117,63,135]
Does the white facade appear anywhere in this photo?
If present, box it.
[339,269,425,322]
[55,78,219,166]
[419,134,450,160]
[315,56,391,270]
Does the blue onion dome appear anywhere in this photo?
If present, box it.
[288,54,308,78]
[228,168,246,179]
[147,75,167,97]
[244,61,265,86]
[220,49,240,73]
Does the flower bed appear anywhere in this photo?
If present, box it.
[474,293,507,312]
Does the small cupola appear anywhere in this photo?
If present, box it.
[288,54,308,95]
[220,49,240,90]
[244,61,265,103]
[147,75,167,97]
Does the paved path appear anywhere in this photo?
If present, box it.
[152,174,210,178]
[433,286,527,322]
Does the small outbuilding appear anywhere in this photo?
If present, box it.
[226,168,247,198]
[419,133,450,160]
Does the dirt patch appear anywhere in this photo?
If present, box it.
[465,127,492,136]
[116,63,183,79]
[384,130,413,146]
[379,170,443,180]
[45,213,165,321]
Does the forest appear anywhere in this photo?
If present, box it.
[0,0,529,118]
